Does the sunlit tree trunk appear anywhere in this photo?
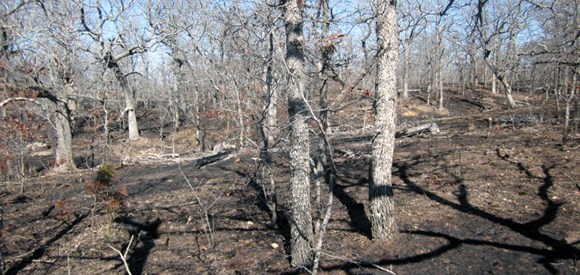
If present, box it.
[107,57,140,140]
[284,0,314,268]
[402,42,409,98]
[265,30,278,146]
[53,102,76,172]
[369,0,398,240]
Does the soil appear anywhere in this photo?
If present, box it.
[1,89,579,274]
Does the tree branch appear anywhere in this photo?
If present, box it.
[0,97,36,107]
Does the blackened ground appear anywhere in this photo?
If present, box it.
[1,89,579,274]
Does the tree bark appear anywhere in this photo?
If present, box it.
[284,0,314,269]
[402,42,409,98]
[369,0,398,240]
[107,54,140,140]
[0,197,3,275]
[495,72,517,108]
[265,28,278,146]
[317,0,331,133]
[124,89,140,140]
[53,102,76,172]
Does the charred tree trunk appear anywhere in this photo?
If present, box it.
[284,0,314,269]
[369,0,398,240]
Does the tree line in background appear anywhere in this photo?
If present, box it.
[0,0,578,272]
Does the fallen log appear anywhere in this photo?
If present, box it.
[459,97,490,110]
[396,123,440,138]
[195,150,230,169]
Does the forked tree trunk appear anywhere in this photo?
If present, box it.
[108,56,140,140]
[284,0,314,269]
[369,0,398,240]
[495,73,517,108]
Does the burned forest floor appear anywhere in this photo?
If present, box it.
[1,89,579,274]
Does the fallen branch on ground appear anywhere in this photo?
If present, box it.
[195,150,230,168]
[396,123,440,138]
[108,235,134,275]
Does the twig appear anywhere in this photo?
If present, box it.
[108,235,134,275]
[368,262,396,274]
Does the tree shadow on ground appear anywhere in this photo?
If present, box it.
[390,157,579,274]
[223,165,291,254]
[112,218,162,275]
[6,212,89,275]
[314,157,578,274]
[125,240,155,275]
[330,178,371,238]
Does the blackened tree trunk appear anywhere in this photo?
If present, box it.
[369,0,398,240]
[284,0,314,269]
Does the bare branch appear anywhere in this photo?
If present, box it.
[108,235,134,275]
[0,97,36,107]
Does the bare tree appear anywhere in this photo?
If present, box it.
[369,0,398,240]
[524,0,579,142]
[0,1,79,172]
[399,0,427,98]
[476,0,535,108]
[77,0,159,140]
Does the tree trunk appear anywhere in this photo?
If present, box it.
[563,74,576,143]
[0,198,4,275]
[235,86,245,147]
[53,102,77,172]
[496,74,517,108]
[109,58,140,140]
[438,70,444,110]
[402,43,409,98]
[45,83,77,173]
[194,85,203,151]
[284,0,314,269]
[124,88,140,140]
[318,0,331,132]
[491,73,497,94]
[436,21,444,110]
[369,0,398,240]
[265,30,278,146]
[171,55,183,131]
